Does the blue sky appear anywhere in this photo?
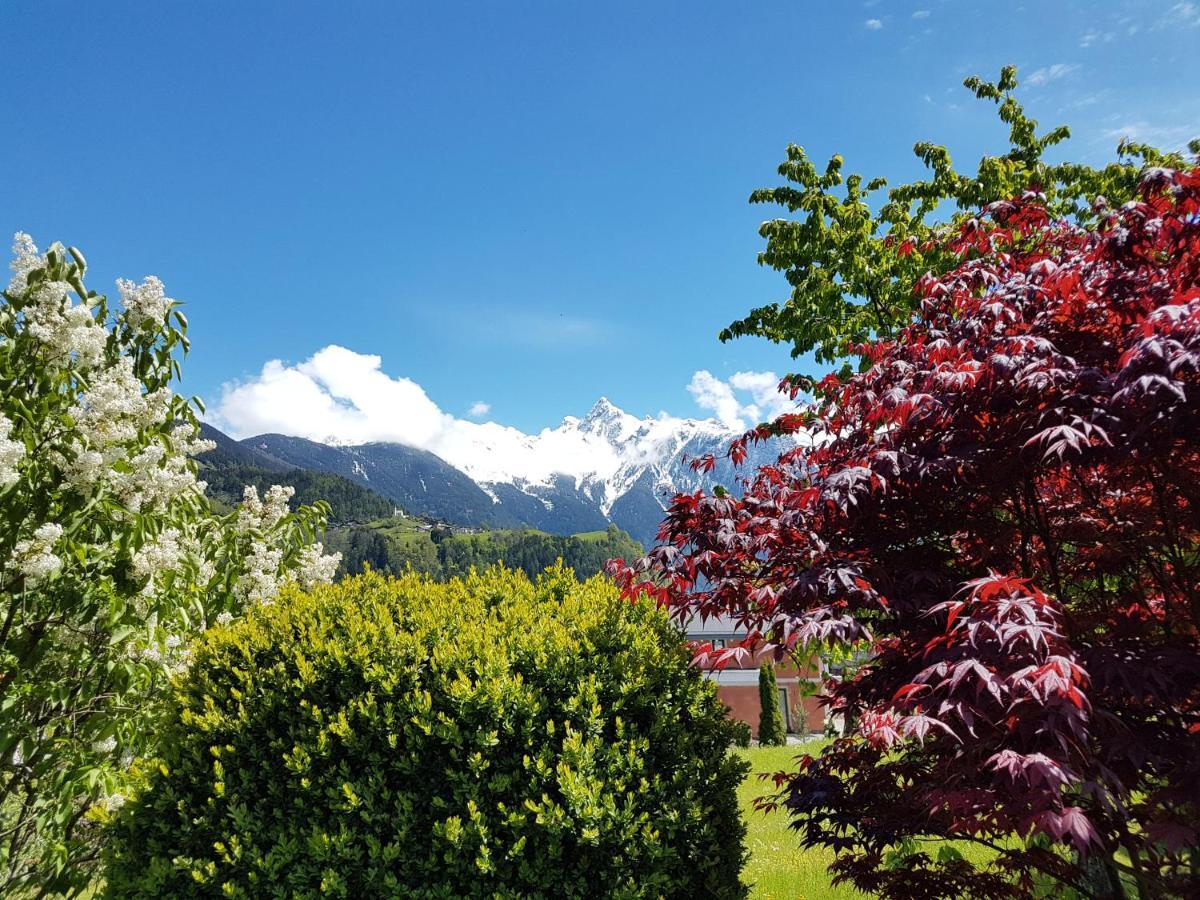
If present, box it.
[4,0,1198,437]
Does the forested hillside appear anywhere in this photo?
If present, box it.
[195,425,642,578]
[326,521,642,581]
[203,463,397,523]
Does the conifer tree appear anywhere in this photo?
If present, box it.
[758,663,786,746]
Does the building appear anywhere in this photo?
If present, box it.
[686,615,825,738]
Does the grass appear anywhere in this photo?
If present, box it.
[736,742,1009,899]
[735,741,864,900]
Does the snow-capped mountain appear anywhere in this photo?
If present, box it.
[238,398,794,547]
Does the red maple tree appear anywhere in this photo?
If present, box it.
[612,165,1200,897]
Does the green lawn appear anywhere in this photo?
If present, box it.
[736,742,1011,899]
[735,742,865,900]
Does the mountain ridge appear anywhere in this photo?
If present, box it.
[216,398,794,546]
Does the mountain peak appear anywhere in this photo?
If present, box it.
[585,396,619,418]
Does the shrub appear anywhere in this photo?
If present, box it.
[104,566,749,899]
[756,665,785,747]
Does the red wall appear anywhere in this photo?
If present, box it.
[700,648,825,737]
[716,682,824,738]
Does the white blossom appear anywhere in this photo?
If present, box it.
[214,611,233,626]
[295,542,341,588]
[110,441,202,514]
[12,523,64,584]
[0,413,23,487]
[170,422,215,457]
[7,232,40,294]
[237,483,294,531]
[94,736,117,754]
[103,792,126,812]
[131,527,184,582]
[117,276,171,332]
[22,279,105,369]
[237,539,284,605]
[63,447,105,491]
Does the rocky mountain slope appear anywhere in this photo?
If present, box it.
[216,399,793,546]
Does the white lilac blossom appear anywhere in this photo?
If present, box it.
[22,279,106,369]
[118,446,198,514]
[131,527,184,582]
[63,447,105,491]
[67,359,170,462]
[237,540,285,604]
[7,232,40,294]
[0,413,23,487]
[237,484,295,532]
[12,523,64,584]
[295,542,342,588]
[4,234,341,890]
[117,276,171,332]
[169,423,215,457]
[94,736,117,754]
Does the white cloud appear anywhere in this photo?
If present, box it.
[1025,63,1078,86]
[1160,2,1200,28]
[1079,29,1114,47]
[213,346,799,487]
[912,9,931,19]
[468,401,491,417]
[865,18,883,30]
[687,370,797,431]
[1102,121,1200,150]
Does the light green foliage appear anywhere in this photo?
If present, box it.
[722,65,1197,371]
[0,237,334,895]
[756,665,786,747]
[104,566,750,899]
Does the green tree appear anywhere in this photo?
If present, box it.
[757,664,786,746]
[0,235,338,895]
[104,567,749,898]
[722,65,1197,373]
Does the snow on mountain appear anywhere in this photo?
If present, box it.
[236,397,799,547]
[450,397,793,544]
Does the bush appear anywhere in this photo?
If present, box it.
[756,665,786,747]
[104,566,749,898]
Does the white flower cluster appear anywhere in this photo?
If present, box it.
[0,413,23,487]
[69,358,172,454]
[232,484,340,603]
[111,442,202,515]
[295,542,341,588]
[23,278,106,369]
[117,276,171,332]
[130,527,183,581]
[237,484,294,532]
[237,540,285,605]
[62,359,211,513]
[7,232,40,295]
[12,523,63,584]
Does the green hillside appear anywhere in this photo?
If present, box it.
[201,463,397,524]
[196,435,644,580]
[326,520,642,581]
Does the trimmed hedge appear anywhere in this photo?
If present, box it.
[103,566,749,898]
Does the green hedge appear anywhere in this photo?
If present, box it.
[103,566,749,898]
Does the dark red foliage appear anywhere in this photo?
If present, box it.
[612,167,1200,897]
